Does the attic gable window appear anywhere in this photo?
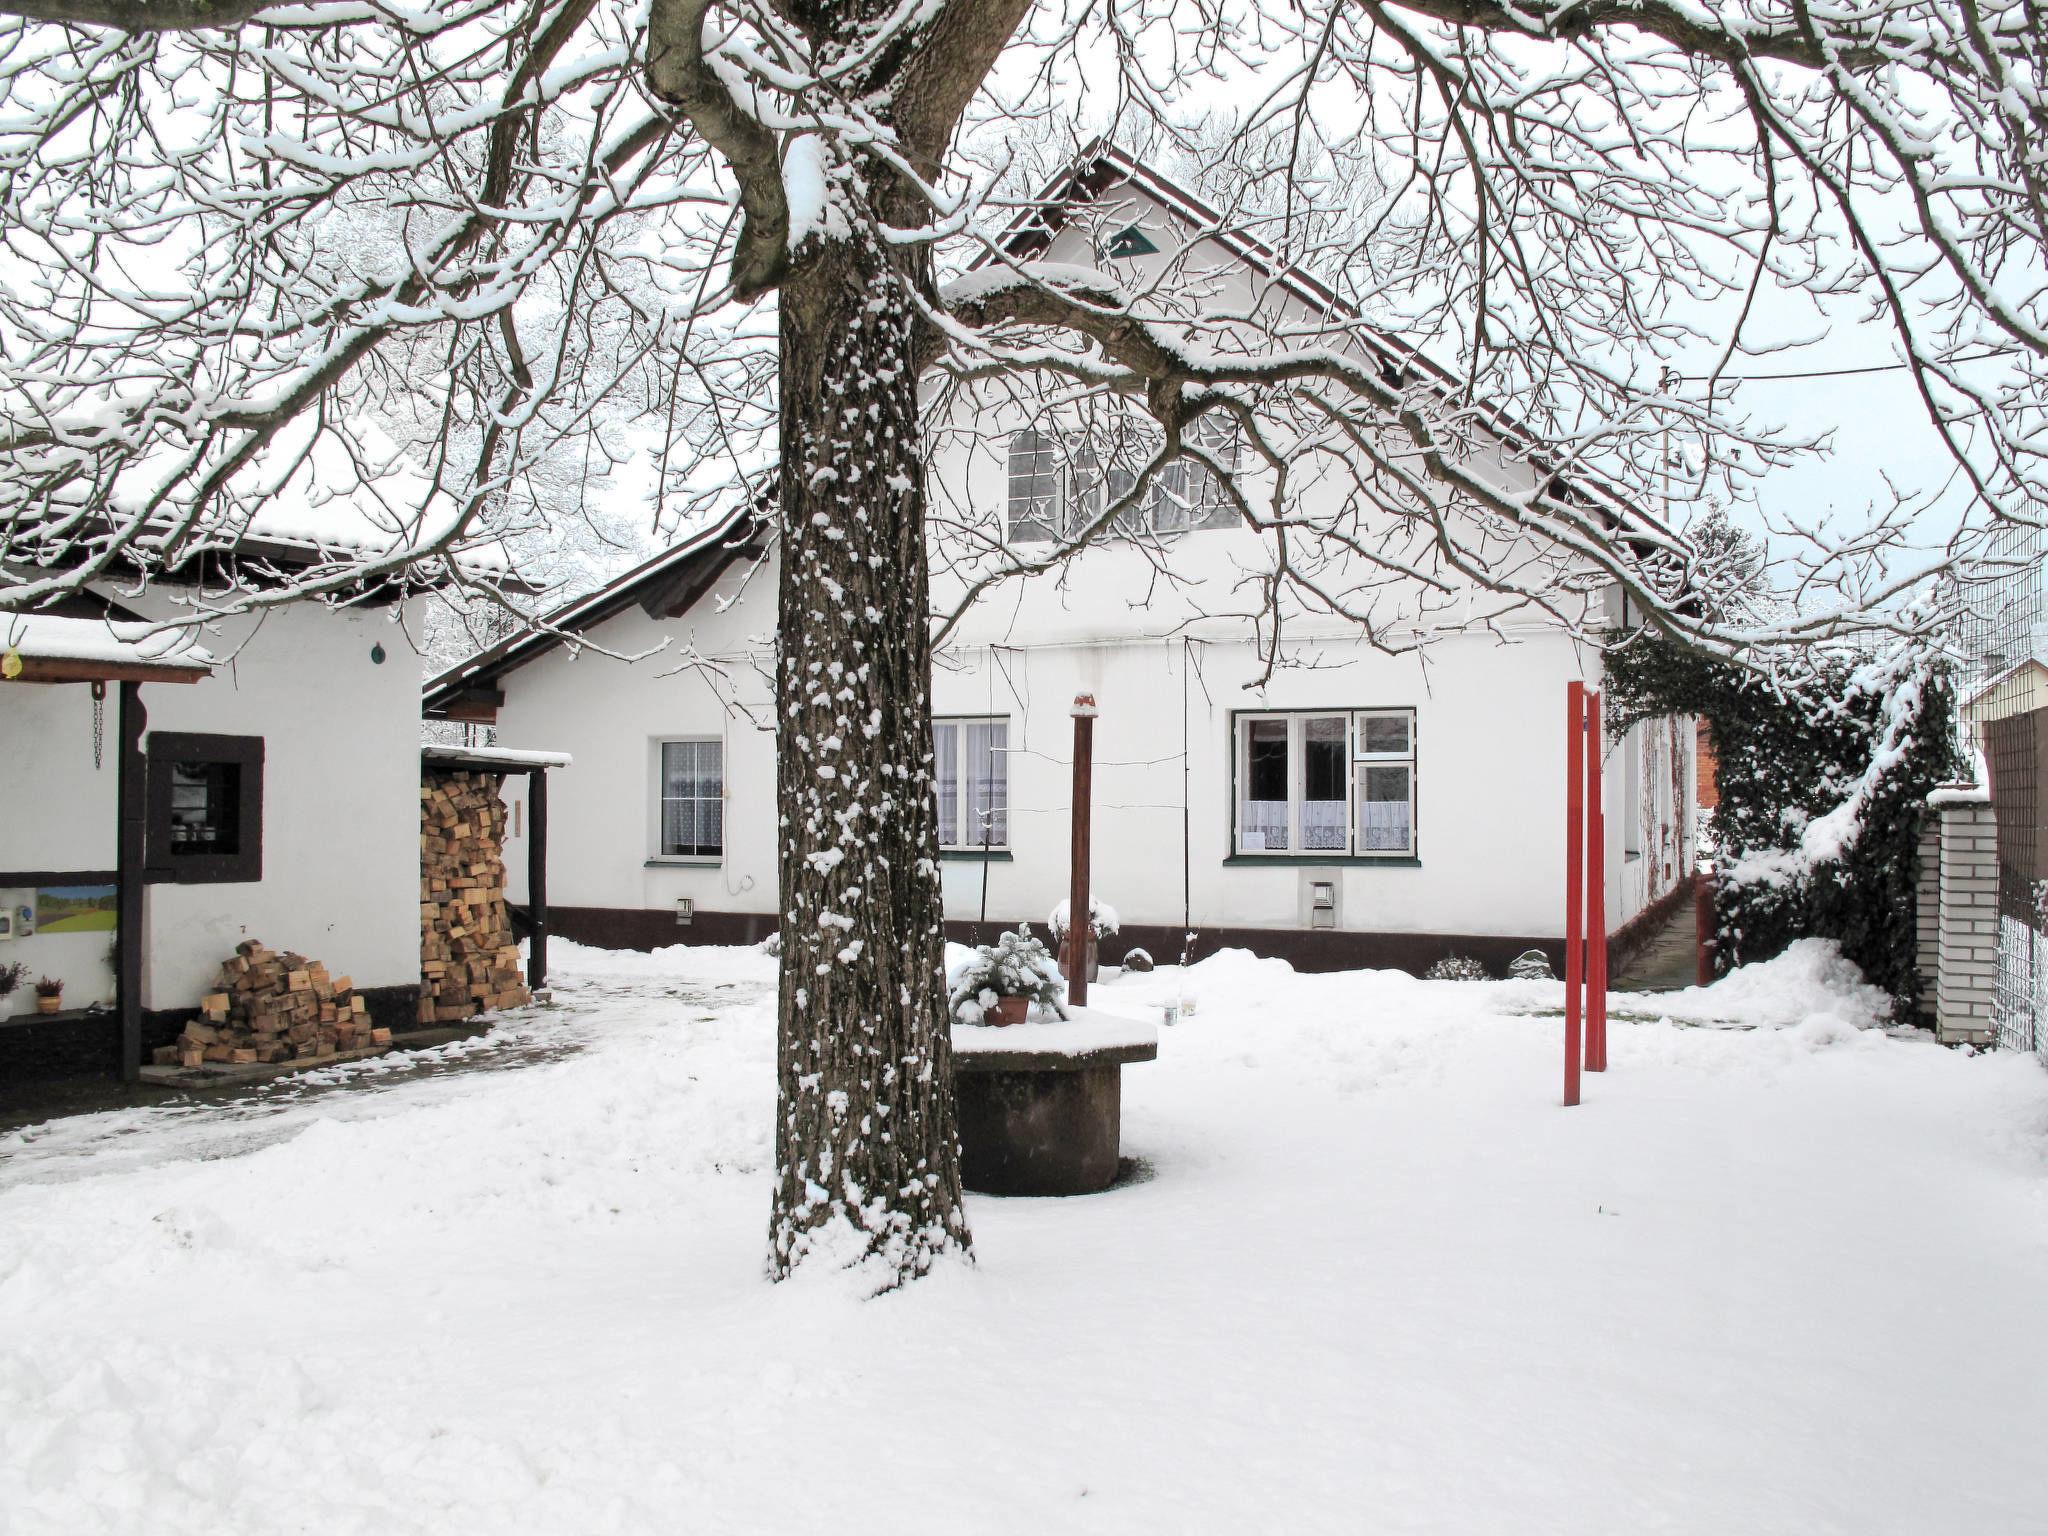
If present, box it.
[1105,224,1159,258]
[1006,427,1063,543]
[1107,414,1240,535]
[1005,416,1239,544]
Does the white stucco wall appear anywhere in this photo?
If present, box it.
[492,558,781,922]
[1,680,118,1016]
[1,596,425,1015]
[483,544,1684,945]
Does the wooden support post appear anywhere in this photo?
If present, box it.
[115,681,147,1084]
[1564,682,1584,1107]
[1586,689,1607,1073]
[1068,693,1097,1009]
[526,767,549,991]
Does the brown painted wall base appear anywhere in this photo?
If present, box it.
[552,905,779,951]
[548,903,1569,979]
[968,922,1568,979]
[0,984,421,1083]
[549,889,1695,982]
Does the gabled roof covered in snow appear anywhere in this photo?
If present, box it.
[17,434,535,601]
[0,612,213,684]
[424,146,1681,712]
[975,139,1670,547]
[421,499,768,719]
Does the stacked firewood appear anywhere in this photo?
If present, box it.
[157,941,390,1068]
[420,769,529,1024]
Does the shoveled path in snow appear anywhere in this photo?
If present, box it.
[2,939,2045,1536]
[0,970,769,1191]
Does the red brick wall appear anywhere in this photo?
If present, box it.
[1696,722,1719,811]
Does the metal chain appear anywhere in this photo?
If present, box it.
[91,681,104,770]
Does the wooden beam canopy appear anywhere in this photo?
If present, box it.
[3,655,210,685]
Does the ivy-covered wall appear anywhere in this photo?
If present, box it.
[1604,636,1959,1009]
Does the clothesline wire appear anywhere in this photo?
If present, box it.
[1004,747,1186,768]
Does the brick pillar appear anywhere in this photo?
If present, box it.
[1932,790,1999,1045]
[1915,817,1941,1023]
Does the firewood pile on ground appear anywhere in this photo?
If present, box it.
[157,941,389,1068]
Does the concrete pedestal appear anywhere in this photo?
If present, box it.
[952,1009,1158,1197]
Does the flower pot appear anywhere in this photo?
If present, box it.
[1057,932,1099,984]
[35,994,61,1015]
[984,995,1029,1026]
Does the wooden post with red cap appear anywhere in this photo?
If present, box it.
[1068,692,1097,1008]
[1564,682,1585,1107]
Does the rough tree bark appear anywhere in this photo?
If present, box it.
[769,193,970,1282]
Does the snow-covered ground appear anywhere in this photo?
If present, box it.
[4,938,2046,1535]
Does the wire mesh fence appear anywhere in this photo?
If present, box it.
[1959,523,2047,1058]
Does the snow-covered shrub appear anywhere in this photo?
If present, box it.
[949,926,1068,1024]
[757,931,783,958]
[1047,896,1120,943]
[1122,948,1154,973]
[1424,955,1489,981]
[1605,631,1959,1008]
[1508,949,1554,981]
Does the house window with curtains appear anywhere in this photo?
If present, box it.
[1233,709,1416,857]
[656,738,724,858]
[933,717,1009,851]
[1006,418,1239,543]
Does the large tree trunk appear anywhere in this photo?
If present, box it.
[768,218,971,1284]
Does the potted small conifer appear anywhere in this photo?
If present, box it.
[33,975,64,1015]
[950,926,1067,1026]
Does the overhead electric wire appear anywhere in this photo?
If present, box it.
[1675,350,2004,383]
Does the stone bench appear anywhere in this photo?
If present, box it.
[952,1007,1159,1196]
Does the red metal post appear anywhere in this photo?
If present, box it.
[1581,692,1597,1073]
[1564,682,1584,1107]
[1068,693,1097,1009]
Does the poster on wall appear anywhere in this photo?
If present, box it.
[34,885,117,933]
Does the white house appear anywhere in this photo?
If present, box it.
[426,149,1697,974]
[2,520,499,1081]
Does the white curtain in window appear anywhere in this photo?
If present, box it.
[963,719,1007,847]
[1241,716,1291,850]
[1300,804,1347,850]
[661,740,723,855]
[1242,801,1290,850]
[1359,764,1412,852]
[933,721,960,847]
[1301,716,1348,851]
